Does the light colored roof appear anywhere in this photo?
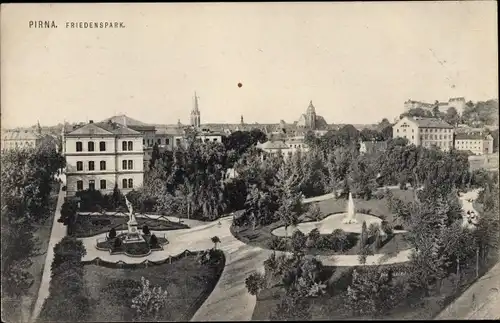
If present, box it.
[1,130,42,141]
[455,132,491,140]
[101,115,151,127]
[408,117,454,129]
[66,121,141,136]
[256,141,289,150]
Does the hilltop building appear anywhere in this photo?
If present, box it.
[404,97,466,115]
[454,132,494,156]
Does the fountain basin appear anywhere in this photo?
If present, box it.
[271,213,406,237]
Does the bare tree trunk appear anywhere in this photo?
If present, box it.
[476,247,479,278]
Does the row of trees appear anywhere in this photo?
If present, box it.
[1,143,65,321]
[39,237,89,322]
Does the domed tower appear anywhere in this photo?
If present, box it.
[190,91,201,128]
[306,100,317,129]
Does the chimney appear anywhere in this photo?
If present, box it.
[89,120,94,124]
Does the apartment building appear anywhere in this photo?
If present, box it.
[63,120,144,196]
[1,128,58,152]
[393,116,455,151]
[256,137,309,161]
[454,132,494,156]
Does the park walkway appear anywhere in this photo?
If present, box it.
[30,186,67,323]
[435,261,500,320]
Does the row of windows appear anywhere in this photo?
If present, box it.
[75,141,134,152]
[76,178,134,191]
[420,134,451,140]
[423,141,453,148]
[396,128,453,133]
[75,160,134,171]
[456,140,484,144]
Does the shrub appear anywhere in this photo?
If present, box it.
[245,272,265,295]
[306,228,321,248]
[131,277,168,320]
[142,225,150,235]
[316,235,332,250]
[126,242,150,256]
[149,234,158,249]
[291,230,307,252]
[51,236,87,272]
[381,221,393,235]
[268,236,286,251]
[360,221,368,248]
[113,237,122,250]
[108,228,117,239]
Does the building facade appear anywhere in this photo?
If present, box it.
[296,101,328,130]
[404,97,466,115]
[393,116,455,151]
[256,137,309,161]
[359,140,388,155]
[1,128,58,152]
[63,120,144,197]
[454,132,494,156]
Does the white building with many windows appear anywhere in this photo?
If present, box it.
[63,120,144,196]
[454,132,494,156]
[393,116,455,151]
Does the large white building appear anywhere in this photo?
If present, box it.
[1,123,58,152]
[393,116,455,151]
[63,120,144,196]
[454,132,494,156]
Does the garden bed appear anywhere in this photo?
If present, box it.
[96,234,169,256]
[70,214,188,238]
[231,189,414,254]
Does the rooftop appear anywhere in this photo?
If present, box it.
[1,130,43,141]
[66,121,141,136]
[455,132,492,140]
[408,117,454,129]
[256,140,289,150]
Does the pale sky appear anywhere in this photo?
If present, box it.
[1,2,498,128]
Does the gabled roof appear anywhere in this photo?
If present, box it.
[102,115,151,127]
[1,130,42,141]
[256,141,289,150]
[406,117,453,129]
[66,123,114,136]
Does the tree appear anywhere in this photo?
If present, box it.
[142,225,150,235]
[444,107,460,126]
[360,221,368,248]
[291,230,307,253]
[270,291,311,320]
[109,228,117,239]
[131,277,169,320]
[346,266,403,317]
[149,143,161,170]
[245,272,265,295]
[211,236,221,250]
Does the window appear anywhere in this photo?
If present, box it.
[205,138,210,142]
[100,180,106,189]
[77,180,83,191]
[99,141,106,151]
[76,141,83,152]
[176,138,181,146]
[412,129,414,133]
[100,161,106,170]
[157,139,161,144]
[77,161,83,171]
[88,161,95,171]
[397,129,399,133]
[128,160,133,169]
[165,138,170,145]
[89,180,95,190]
[143,139,145,145]
[122,160,127,169]
[439,135,442,140]
[411,135,414,139]
[88,141,95,152]
[122,141,127,151]
[128,141,133,151]
[128,178,133,188]
[213,138,218,142]
[122,179,128,188]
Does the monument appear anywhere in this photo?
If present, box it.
[123,196,145,244]
[342,192,358,224]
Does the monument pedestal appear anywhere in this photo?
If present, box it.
[122,219,145,244]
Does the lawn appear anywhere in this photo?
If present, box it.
[231,188,415,254]
[82,252,225,322]
[70,214,188,238]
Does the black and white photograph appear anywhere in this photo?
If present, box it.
[1,2,499,322]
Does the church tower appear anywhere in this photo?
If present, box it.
[306,100,317,129]
[190,91,201,128]
[240,115,244,125]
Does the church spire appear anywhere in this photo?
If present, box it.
[193,91,199,112]
[240,115,244,124]
[190,91,201,128]
[36,120,42,134]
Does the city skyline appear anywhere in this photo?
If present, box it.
[1,2,498,128]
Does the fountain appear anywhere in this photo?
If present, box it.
[342,192,358,224]
[122,196,146,244]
